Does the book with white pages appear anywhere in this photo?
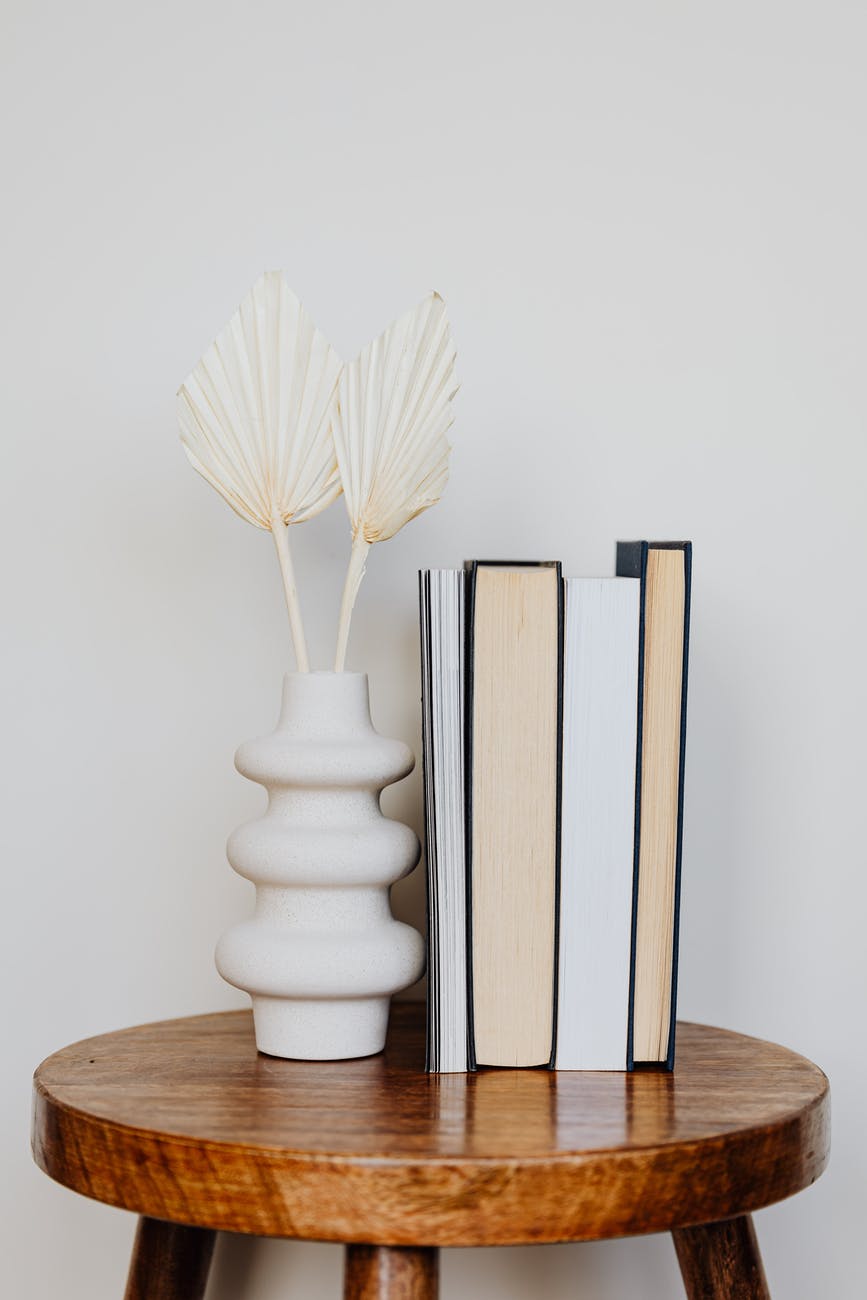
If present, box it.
[555,577,640,1070]
[616,541,692,1068]
[419,568,468,1072]
[466,560,561,1068]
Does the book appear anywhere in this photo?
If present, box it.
[419,568,469,1072]
[466,561,563,1068]
[555,577,641,1070]
[420,545,691,1075]
[616,541,692,1068]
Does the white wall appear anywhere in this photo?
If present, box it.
[3,2,864,1296]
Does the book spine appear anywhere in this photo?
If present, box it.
[666,542,692,1071]
[418,569,436,1073]
[463,562,478,1071]
[548,564,564,1070]
[616,541,648,1072]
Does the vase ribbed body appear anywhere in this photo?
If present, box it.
[216,672,425,1059]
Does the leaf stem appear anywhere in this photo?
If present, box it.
[271,517,310,673]
[334,535,371,672]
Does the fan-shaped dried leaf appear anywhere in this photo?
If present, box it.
[178,272,343,530]
[332,292,458,544]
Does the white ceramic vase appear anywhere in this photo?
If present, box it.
[216,672,425,1060]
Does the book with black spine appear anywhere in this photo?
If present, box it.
[616,541,692,1070]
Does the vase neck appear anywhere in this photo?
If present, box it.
[278,672,372,739]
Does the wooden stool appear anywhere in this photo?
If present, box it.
[31,1004,829,1299]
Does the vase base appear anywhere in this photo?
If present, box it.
[251,994,390,1060]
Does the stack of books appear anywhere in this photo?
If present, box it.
[419,541,691,1072]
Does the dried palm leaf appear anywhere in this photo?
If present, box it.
[178,271,342,671]
[331,292,458,670]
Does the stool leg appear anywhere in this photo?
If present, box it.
[123,1217,216,1300]
[344,1244,438,1300]
[673,1215,770,1299]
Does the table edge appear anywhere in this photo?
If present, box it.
[31,1013,831,1245]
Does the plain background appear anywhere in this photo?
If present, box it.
[3,1,865,1295]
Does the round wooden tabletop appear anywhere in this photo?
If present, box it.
[32,1003,829,1247]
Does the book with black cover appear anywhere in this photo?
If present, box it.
[465,560,563,1069]
[616,541,692,1070]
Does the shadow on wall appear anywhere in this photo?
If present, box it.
[372,601,429,997]
[678,587,744,1027]
[206,1234,683,1299]
[207,1237,341,1299]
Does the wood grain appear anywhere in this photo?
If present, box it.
[31,1004,829,1246]
[344,1245,438,1300]
[123,1218,215,1300]
[674,1216,771,1299]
